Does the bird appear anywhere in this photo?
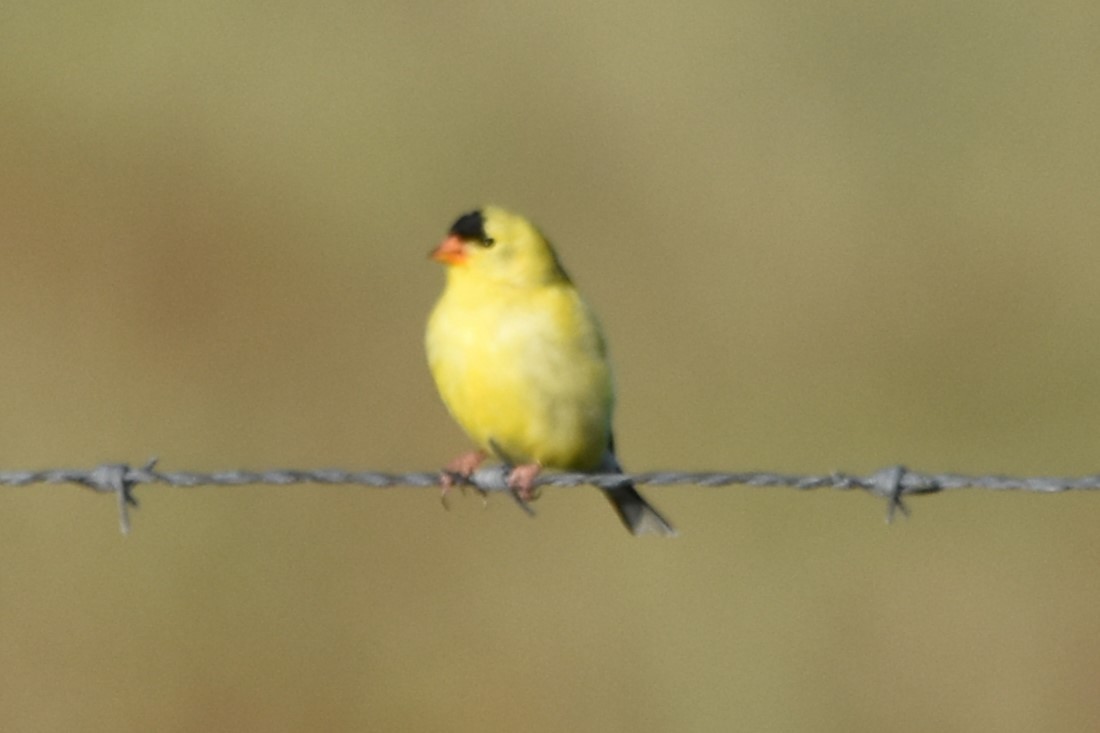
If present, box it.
[425,206,676,536]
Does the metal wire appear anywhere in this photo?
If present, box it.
[2,458,1098,534]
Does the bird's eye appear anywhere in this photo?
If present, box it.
[481,237,495,247]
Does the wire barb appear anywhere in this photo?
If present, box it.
[870,465,911,523]
[2,461,1098,534]
[76,461,147,535]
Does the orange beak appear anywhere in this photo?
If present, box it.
[429,235,469,265]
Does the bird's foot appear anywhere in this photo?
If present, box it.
[440,450,488,507]
[507,463,542,504]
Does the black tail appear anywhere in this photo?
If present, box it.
[603,483,677,536]
[597,443,676,536]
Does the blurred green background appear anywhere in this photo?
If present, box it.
[2,2,1099,731]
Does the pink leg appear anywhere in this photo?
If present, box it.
[440,450,488,503]
[507,463,542,503]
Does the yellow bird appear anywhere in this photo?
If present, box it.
[426,206,676,536]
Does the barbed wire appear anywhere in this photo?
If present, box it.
[2,458,1098,534]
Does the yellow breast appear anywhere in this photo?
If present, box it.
[426,276,613,470]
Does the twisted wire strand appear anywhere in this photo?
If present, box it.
[2,459,1098,534]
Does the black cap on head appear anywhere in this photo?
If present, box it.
[449,210,491,244]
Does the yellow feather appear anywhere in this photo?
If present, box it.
[426,206,676,535]
[426,208,612,469]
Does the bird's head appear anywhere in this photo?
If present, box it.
[430,206,569,287]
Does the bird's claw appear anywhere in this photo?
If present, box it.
[439,450,488,508]
[507,463,542,504]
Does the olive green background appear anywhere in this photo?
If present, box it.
[2,2,1099,731]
